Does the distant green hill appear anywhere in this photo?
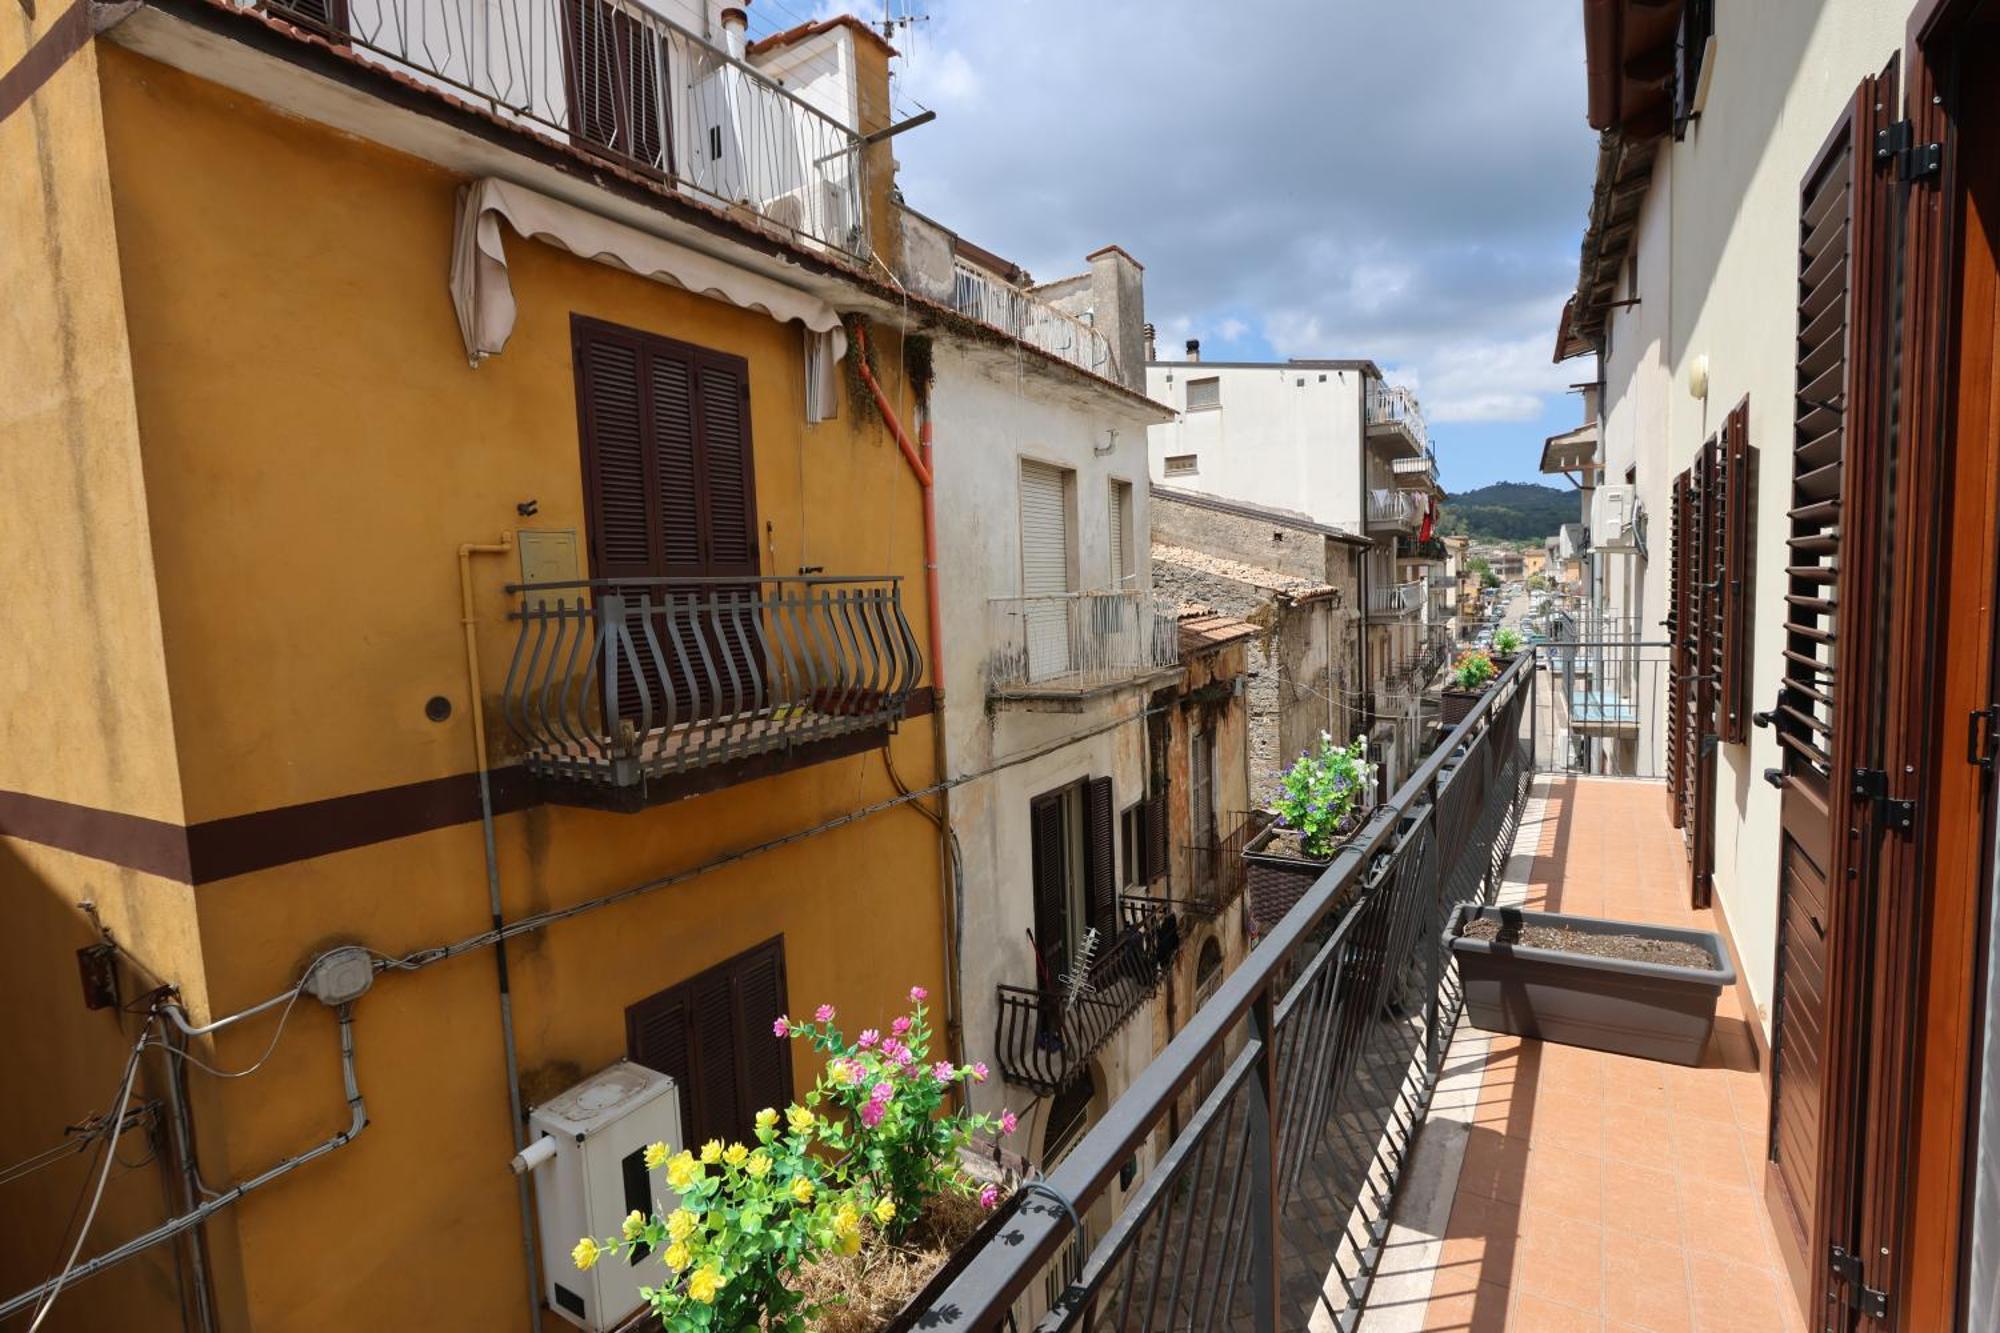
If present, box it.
[1439,482,1575,544]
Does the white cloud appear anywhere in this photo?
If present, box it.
[1217,317,1249,343]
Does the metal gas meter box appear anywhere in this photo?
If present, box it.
[521,1061,684,1330]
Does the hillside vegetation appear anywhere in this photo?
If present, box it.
[1439,481,1574,543]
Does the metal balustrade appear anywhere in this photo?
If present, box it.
[1364,381,1429,455]
[951,263,1116,376]
[1182,813,1265,920]
[986,591,1181,698]
[502,575,919,789]
[995,897,1180,1097]
[1366,579,1424,617]
[923,656,1535,1330]
[261,0,869,255]
[1364,489,1423,532]
[1389,452,1441,491]
[1533,639,1672,780]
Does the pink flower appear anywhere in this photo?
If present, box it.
[857,1029,879,1049]
[1000,1110,1018,1136]
[860,1100,886,1129]
[815,1003,836,1023]
[772,1016,790,1037]
[870,1081,895,1104]
[978,1184,999,1210]
[933,1061,956,1084]
[843,1060,865,1086]
[880,1039,906,1062]
[971,1062,990,1083]
[909,986,929,1003]
[894,1048,915,1068]
[890,1017,911,1036]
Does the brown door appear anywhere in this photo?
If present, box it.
[1762,64,1904,1321]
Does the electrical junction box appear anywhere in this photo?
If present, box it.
[528,1061,685,1331]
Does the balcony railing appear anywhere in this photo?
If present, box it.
[1533,639,1672,779]
[1365,488,1423,532]
[264,0,869,256]
[923,657,1535,1329]
[986,591,1180,699]
[951,263,1115,377]
[994,896,1178,1096]
[1395,534,1447,563]
[1367,579,1424,617]
[502,576,919,789]
[1181,812,1265,920]
[1390,451,1441,491]
[1365,381,1429,455]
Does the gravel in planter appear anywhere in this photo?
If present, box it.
[1459,918,1718,970]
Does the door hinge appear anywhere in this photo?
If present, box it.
[1968,705,1999,770]
[1852,767,1916,834]
[1829,1245,1890,1320]
[1876,119,1942,182]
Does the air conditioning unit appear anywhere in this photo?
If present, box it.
[1597,485,1633,537]
[521,1061,685,1331]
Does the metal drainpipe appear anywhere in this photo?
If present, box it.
[159,1031,216,1333]
[458,535,544,1333]
[849,328,966,1070]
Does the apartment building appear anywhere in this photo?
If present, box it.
[1144,350,1449,790]
[1557,1,2000,1324]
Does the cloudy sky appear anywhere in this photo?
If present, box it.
[760,1,1600,491]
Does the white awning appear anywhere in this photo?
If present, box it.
[450,177,845,418]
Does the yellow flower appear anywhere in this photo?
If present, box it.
[833,1204,860,1239]
[621,1210,647,1241]
[745,1150,772,1179]
[643,1141,670,1171]
[789,1176,815,1205]
[722,1142,749,1167]
[687,1265,725,1304]
[754,1107,779,1139]
[665,1151,700,1192]
[873,1198,897,1225]
[666,1208,697,1243]
[571,1237,603,1271]
[837,1227,862,1257]
[662,1241,691,1272]
[699,1140,723,1165]
[786,1105,815,1135]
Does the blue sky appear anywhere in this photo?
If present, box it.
[763,1,1602,492]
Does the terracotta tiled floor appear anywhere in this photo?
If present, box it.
[1413,778,1803,1333]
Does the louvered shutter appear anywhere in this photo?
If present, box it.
[1084,776,1117,938]
[563,0,667,169]
[1718,398,1755,744]
[1020,462,1072,681]
[626,938,789,1147]
[684,352,763,718]
[1666,470,1692,826]
[273,0,350,32]
[688,970,743,1145]
[577,324,658,729]
[1108,482,1131,589]
[732,940,792,1120]
[1143,790,1169,884]
[1689,440,1720,908]
[1030,793,1069,990]
[626,989,695,1134]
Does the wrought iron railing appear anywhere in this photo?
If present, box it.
[1364,381,1428,454]
[1395,534,1448,563]
[925,655,1535,1330]
[1533,640,1672,780]
[1366,579,1424,616]
[1364,488,1422,531]
[502,575,919,788]
[952,263,1115,376]
[262,0,869,256]
[1182,813,1264,920]
[995,898,1179,1097]
[986,591,1180,697]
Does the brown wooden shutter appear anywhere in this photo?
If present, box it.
[576,324,657,580]
[1084,776,1117,937]
[1718,397,1756,744]
[694,355,758,576]
[1689,438,1721,908]
[1142,790,1169,884]
[1030,793,1069,989]
[1666,470,1693,827]
[273,0,350,34]
[626,937,790,1147]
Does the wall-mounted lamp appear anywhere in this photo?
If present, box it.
[1095,428,1118,457]
[1687,354,1710,402]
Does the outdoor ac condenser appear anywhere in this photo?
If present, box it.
[524,1061,685,1331]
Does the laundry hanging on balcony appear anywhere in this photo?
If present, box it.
[449,177,846,420]
[1418,492,1435,543]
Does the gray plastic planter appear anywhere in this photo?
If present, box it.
[1445,904,1736,1066]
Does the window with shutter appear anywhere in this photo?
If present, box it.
[1718,397,1755,743]
[626,936,791,1147]
[1019,461,1075,681]
[1084,777,1117,939]
[562,0,669,172]
[573,317,760,727]
[1108,480,1134,589]
[1666,470,1692,828]
[269,0,349,34]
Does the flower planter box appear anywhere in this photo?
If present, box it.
[1439,685,1491,728]
[876,1196,1018,1333]
[1242,815,1363,934]
[1444,904,1737,1066]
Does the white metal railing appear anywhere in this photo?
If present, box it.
[985,590,1178,695]
[1366,488,1423,530]
[1368,580,1424,616]
[264,0,868,256]
[1366,380,1429,453]
[1390,452,1440,490]
[951,263,1115,377]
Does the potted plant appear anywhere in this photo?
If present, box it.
[1491,626,1523,667]
[1439,648,1497,728]
[1242,733,1373,933]
[1444,905,1737,1066]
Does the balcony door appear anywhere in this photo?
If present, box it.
[1030,777,1117,999]
[573,316,759,731]
[562,0,672,174]
[1019,460,1075,682]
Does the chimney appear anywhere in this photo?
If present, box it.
[1143,322,1156,364]
[1186,338,1201,363]
[719,6,748,59]
[1085,245,1147,392]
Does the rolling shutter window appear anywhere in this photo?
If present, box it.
[1719,398,1755,743]
[1108,481,1134,589]
[1084,776,1117,937]
[1185,377,1221,411]
[1020,461,1073,681]
[626,937,791,1146]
